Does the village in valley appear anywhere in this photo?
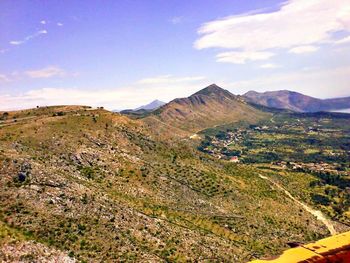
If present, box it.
[198,114,350,177]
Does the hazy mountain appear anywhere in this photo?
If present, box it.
[147,84,270,133]
[135,99,165,111]
[244,90,350,112]
[114,100,165,113]
[118,100,166,119]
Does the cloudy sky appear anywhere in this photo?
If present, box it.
[1,0,350,110]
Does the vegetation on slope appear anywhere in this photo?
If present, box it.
[0,106,332,262]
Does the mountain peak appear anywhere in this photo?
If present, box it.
[151,99,163,103]
[244,90,259,96]
[193,84,232,97]
[205,83,222,90]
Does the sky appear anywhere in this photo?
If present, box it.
[1,0,350,111]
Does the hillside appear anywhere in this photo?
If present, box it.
[145,84,270,133]
[0,105,335,262]
[244,90,350,112]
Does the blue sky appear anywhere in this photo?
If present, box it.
[1,0,350,110]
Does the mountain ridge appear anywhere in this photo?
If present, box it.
[146,84,270,133]
[243,90,350,112]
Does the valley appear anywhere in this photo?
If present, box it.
[198,110,350,227]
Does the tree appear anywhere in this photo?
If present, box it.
[0,112,9,120]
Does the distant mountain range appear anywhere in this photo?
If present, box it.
[121,85,350,133]
[119,99,165,118]
[125,88,350,116]
[243,90,350,112]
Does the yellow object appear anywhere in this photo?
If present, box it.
[249,231,350,262]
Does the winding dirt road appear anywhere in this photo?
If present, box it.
[258,174,337,235]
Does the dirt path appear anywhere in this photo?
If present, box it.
[0,116,38,127]
[258,174,337,235]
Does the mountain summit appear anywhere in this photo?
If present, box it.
[193,84,233,97]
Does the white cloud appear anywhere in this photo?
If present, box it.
[0,75,208,111]
[57,22,64,26]
[10,30,47,46]
[194,0,350,62]
[0,67,72,83]
[0,74,10,82]
[335,36,350,44]
[0,48,9,54]
[288,45,319,54]
[40,20,46,25]
[9,41,23,45]
[216,51,274,64]
[170,17,183,25]
[260,63,280,69]
[25,66,66,78]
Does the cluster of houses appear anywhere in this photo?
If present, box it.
[274,161,349,176]
[201,130,246,161]
[201,120,349,171]
[202,125,284,162]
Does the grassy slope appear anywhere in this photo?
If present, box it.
[0,106,330,262]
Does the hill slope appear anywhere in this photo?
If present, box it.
[147,84,270,133]
[244,90,350,112]
[0,105,332,262]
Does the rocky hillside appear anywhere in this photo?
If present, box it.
[244,90,350,112]
[0,105,333,262]
[146,84,270,133]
